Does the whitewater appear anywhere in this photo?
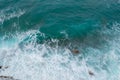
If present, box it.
[0,0,120,80]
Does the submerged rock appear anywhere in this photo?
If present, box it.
[0,67,18,80]
[0,76,19,80]
[88,71,94,76]
[71,49,80,54]
[72,49,79,53]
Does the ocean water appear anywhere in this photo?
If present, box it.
[0,0,120,80]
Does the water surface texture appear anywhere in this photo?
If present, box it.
[0,0,120,80]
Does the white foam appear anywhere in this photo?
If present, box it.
[0,8,25,25]
[0,23,120,80]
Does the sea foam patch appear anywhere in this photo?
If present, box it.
[0,23,120,80]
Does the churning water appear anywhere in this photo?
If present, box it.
[0,0,120,80]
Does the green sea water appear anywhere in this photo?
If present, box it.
[0,0,120,80]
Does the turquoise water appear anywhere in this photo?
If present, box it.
[0,0,120,80]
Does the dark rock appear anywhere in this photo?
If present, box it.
[0,66,2,69]
[0,76,19,80]
[0,66,8,70]
[71,49,80,54]
[88,71,94,76]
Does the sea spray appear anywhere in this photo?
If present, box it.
[0,23,120,80]
[0,0,120,80]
